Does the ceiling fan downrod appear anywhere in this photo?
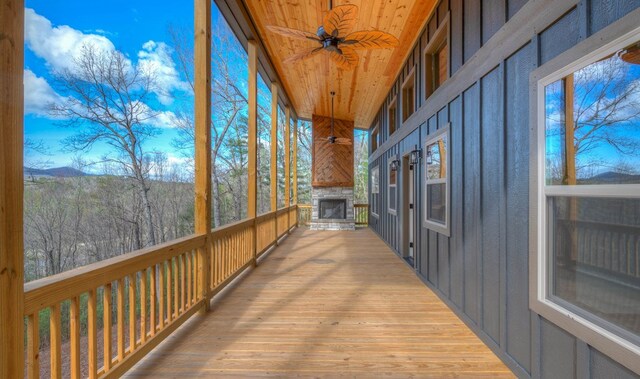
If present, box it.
[329,91,337,144]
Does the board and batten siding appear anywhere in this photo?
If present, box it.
[368,0,640,378]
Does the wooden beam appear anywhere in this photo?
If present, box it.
[248,40,258,265]
[270,83,279,212]
[194,0,212,308]
[284,106,291,207]
[0,0,25,376]
[292,119,298,205]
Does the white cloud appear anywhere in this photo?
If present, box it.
[25,8,118,72]
[138,41,191,105]
[23,69,65,116]
[153,110,179,129]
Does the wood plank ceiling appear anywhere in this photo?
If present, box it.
[244,0,437,129]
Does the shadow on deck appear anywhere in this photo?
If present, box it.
[125,228,514,378]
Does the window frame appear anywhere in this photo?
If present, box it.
[388,159,398,215]
[423,125,450,236]
[371,165,380,218]
[530,23,640,375]
[401,67,416,123]
[424,12,450,101]
[371,123,379,153]
[388,96,397,137]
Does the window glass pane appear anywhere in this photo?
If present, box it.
[427,183,446,223]
[426,135,447,180]
[548,196,640,340]
[389,186,396,211]
[545,46,640,185]
[371,167,379,194]
[545,79,566,185]
[389,168,397,186]
[436,42,448,87]
[389,104,396,135]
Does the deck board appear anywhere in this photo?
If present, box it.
[126,228,514,378]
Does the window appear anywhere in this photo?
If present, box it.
[371,165,380,217]
[424,126,449,235]
[402,69,415,122]
[388,160,397,214]
[371,124,379,153]
[424,13,449,99]
[532,27,640,374]
[388,98,397,136]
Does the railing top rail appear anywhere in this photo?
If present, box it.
[24,233,206,315]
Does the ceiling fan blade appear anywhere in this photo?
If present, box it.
[342,30,399,50]
[266,25,320,41]
[330,47,359,70]
[323,4,358,38]
[284,47,324,64]
[335,138,353,145]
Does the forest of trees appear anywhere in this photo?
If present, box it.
[24,24,369,282]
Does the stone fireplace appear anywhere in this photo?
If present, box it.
[310,114,356,231]
[310,187,355,230]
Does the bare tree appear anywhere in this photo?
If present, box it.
[171,25,249,227]
[49,44,161,247]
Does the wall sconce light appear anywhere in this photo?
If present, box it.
[410,148,422,165]
[390,159,400,171]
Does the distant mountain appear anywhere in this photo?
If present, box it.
[24,166,88,178]
[582,171,640,184]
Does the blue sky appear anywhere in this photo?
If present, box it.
[545,56,640,182]
[23,0,233,172]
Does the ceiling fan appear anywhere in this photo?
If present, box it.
[316,91,352,146]
[266,1,399,70]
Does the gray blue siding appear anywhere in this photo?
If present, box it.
[368,0,640,378]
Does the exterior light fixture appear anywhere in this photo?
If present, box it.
[426,149,433,165]
[409,147,422,165]
[390,158,400,171]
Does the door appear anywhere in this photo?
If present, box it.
[402,155,416,266]
[408,163,415,259]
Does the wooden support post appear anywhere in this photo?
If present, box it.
[270,83,279,245]
[270,83,279,213]
[195,0,212,310]
[292,119,298,226]
[0,0,25,377]
[284,107,291,229]
[248,40,258,266]
[564,74,578,267]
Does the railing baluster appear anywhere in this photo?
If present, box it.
[140,270,147,344]
[181,255,186,312]
[149,267,156,337]
[166,260,172,322]
[187,252,192,307]
[174,257,179,317]
[88,289,97,379]
[50,303,61,378]
[27,313,39,379]
[117,278,125,361]
[103,283,112,371]
[70,296,80,379]
[128,274,136,353]
[158,265,165,329]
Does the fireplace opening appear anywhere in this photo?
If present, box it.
[319,199,347,220]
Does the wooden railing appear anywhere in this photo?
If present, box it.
[556,218,640,280]
[354,204,369,226]
[297,204,369,226]
[23,205,298,379]
[298,204,312,226]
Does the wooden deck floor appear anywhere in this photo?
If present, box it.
[126,228,514,378]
